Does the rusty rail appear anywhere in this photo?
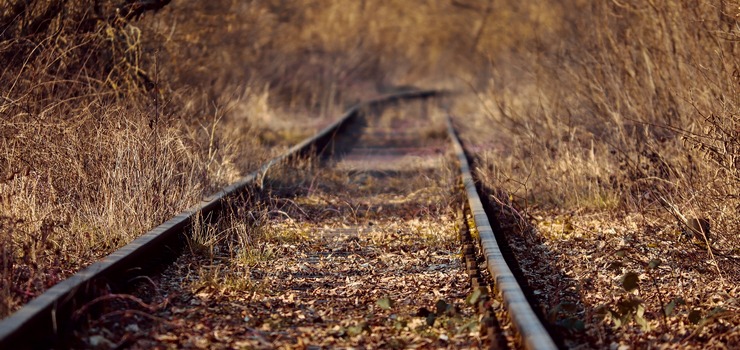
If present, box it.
[447,115,558,350]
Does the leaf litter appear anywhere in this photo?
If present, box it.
[493,206,740,349]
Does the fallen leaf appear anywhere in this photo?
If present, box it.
[377,297,394,310]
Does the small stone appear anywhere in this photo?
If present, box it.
[89,335,114,347]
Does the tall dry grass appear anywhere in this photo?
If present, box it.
[449,1,740,345]
[0,0,269,317]
[467,1,739,233]
[0,0,507,318]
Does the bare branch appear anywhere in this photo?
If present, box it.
[115,0,172,22]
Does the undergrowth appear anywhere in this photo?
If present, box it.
[0,0,473,317]
[452,0,740,347]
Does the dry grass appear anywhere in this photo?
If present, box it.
[2,0,479,317]
[465,0,740,224]
[5,0,739,346]
[450,0,740,347]
[0,36,261,323]
[1,0,294,317]
[450,0,740,247]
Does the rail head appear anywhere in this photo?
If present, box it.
[446,115,558,350]
[0,89,444,349]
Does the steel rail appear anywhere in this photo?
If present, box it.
[0,90,442,349]
[447,115,558,350]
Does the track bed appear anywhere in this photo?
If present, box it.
[71,101,485,348]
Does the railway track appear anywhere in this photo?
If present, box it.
[0,91,558,349]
